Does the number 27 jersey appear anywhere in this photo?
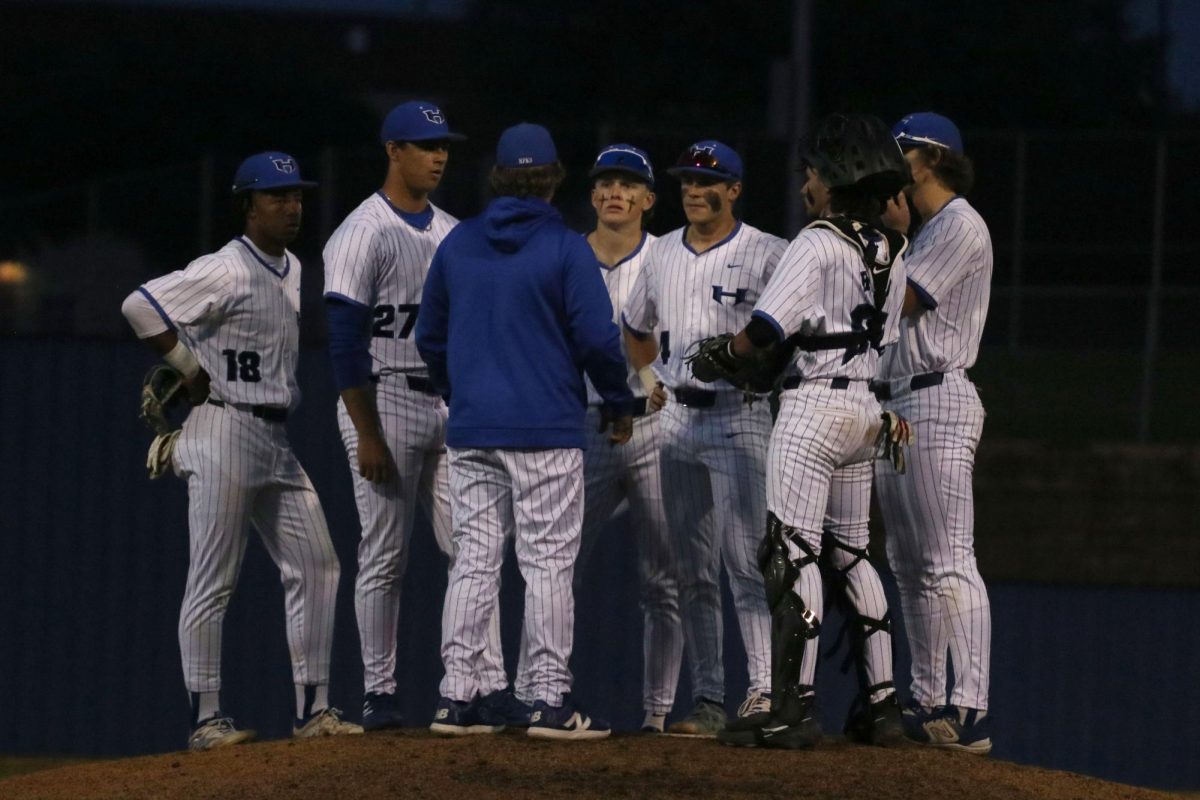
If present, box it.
[323,192,458,377]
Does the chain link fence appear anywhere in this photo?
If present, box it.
[1,130,1196,439]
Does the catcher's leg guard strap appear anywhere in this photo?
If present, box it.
[759,513,818,594]
[760,513,820,699]
[821,535,892,679]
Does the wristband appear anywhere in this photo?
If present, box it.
[164,341,201,379]
[638,366,660,397]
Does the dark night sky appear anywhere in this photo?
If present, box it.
[13,0,1200,109]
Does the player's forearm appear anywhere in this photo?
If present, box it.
[624,327,658,370]
[340,386,386,438]
[733,315,781,356]
[141,331,179,357]
[732,330,754,357]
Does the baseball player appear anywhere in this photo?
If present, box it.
[689,114,913,749]
[120,152,362,750]
[513,144,682,733]
[622,140,786,736]
[875,112,994,754]
[322,101,509,731]
[416,123,635,740]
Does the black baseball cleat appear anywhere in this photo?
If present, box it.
[362,691,405,731]
[479,687,533,729]
[716,713,769,747]
[758,694,821,750]
[845,692,907,747]
[716,691,773,747]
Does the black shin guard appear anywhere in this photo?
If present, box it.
[762,513,820,704]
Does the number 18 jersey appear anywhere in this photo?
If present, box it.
[138,236,302,408]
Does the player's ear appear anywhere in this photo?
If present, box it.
[727,181,743,201]
[642,190,657,212]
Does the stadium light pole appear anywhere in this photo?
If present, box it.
[784,0,813,237]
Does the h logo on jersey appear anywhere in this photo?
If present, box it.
[422,107,445,124]
[271,157,298,174]
[712,285,748,306]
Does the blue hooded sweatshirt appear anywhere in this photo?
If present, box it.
[415,196,634,449]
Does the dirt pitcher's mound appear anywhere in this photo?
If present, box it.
[2,730,1179,800]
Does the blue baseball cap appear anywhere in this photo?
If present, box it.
[496,123,558,168]
[892,112,963,154]
[666,140,743,182]
[380,100,467,144]
[231,151,317,194]
[589,144,655,186]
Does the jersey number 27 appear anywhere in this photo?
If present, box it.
[373,304,419,339]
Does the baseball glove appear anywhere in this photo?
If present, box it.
[875,411,915,473]
[140,364,187,435]
[685,334,792,394]
[146,430,181,480]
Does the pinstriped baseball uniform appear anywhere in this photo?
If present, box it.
[514,232,683,715]
[754,223,907,702]
[623,221,785,704]
[444,447,583,704]
[130,236,340,695]
[875,196,992,712]
[323,192,506,699]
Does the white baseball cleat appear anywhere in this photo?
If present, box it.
[294,707,364,738]
[188,716,256,751]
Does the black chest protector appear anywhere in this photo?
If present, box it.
[784,217,909,360]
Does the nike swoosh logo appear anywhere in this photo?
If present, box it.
[726,263,743,269]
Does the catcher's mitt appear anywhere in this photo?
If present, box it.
[875,411,915,473]
[685,333,793,394]
[140,364,187,435]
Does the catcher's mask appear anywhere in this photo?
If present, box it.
[798,113,911,200]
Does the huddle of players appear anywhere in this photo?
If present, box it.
[121,100,992,753]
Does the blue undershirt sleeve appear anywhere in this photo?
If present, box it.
[324,297,373,391]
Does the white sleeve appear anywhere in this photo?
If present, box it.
[752,233,824,340]
[121,289,170,338]
[758,233,788,286]
[905,214,981,305]
[621,247,657,335]
[323,221,378,308]
[136,257,234,330]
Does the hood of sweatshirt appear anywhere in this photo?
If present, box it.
[483,196,561,253]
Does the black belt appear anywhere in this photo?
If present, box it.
[870,372,944,401]
[405,375,438,395]
[781,376,851,391]
[592,397,649,418]
[673,387,717,408]
[207,398,288,422]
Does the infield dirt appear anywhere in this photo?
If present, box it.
[1,730,1183,800]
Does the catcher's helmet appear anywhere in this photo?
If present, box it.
[799,113,910,197]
